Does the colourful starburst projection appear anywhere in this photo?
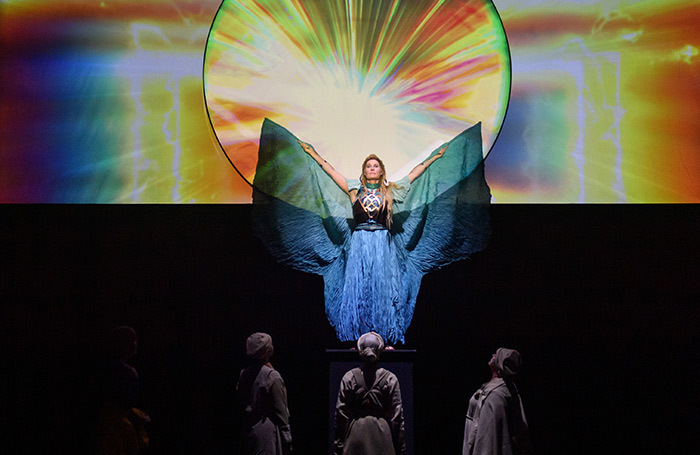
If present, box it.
[204,0,510,184]
[2,1,699,203]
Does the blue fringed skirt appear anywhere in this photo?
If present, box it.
[328,229,408,343]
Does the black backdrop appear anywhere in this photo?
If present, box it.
[2,204,699,454]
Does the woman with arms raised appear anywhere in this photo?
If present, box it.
[298,141,445,343]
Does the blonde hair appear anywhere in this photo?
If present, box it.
[360,154,401,228]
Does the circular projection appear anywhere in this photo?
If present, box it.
[204,0,510,185]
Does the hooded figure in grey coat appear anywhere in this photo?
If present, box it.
[237,333,293,455]
[334,332,405,455]
[462,348,532,455]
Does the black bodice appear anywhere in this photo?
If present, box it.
[353,185,389,229]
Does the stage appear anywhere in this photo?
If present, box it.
[2,204,698,454]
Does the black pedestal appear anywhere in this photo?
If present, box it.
[327,349,415,455]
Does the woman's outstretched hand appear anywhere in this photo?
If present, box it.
[436,144,449,158]
[298,140,315,154]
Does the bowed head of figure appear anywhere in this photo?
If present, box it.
[357,331,385,363]
[246,332,274,363]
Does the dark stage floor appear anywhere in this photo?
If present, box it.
[2,204,699,454]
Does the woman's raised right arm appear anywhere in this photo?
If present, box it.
[299,140,351,195]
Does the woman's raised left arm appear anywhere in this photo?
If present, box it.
[407,144,448,183]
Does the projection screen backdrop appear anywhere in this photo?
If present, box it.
[1,0,698,203]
